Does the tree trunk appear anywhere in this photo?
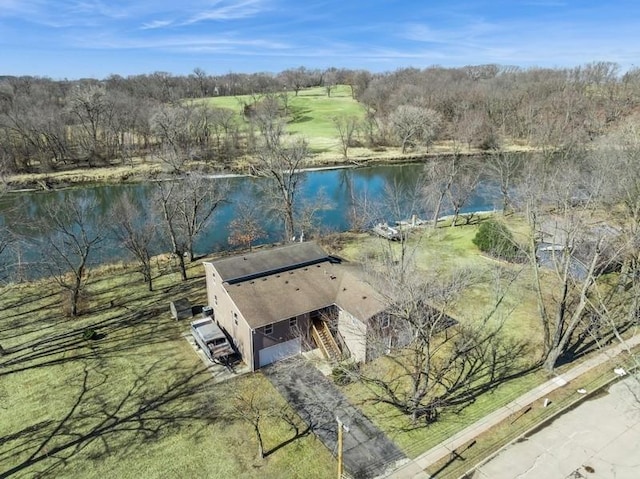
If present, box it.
[70,261,86,317]
[284,200,295,241]
[254,423,264,460]
[450,207,460,227]
[146,272,153,292]
[431,192,446,228]
[177,252,187,281]
[543,244,601,371]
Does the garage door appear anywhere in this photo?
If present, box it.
[258,337,301,368]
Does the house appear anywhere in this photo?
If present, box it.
[536,217,622,281]
[203,242,389,370]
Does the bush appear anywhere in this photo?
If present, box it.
[82,328,98,340]
[332,361,360,386]
[473,220,521,261]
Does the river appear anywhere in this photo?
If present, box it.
[0,163,500,279]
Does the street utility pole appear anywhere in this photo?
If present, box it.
[336,416,349,479]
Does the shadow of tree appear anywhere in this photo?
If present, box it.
[0,305,173,375]
[263,423,312,458]
[0,362,218,478]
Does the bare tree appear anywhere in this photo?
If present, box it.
[446,161,481,227]
[297,189,332,241]
[37,193,106,316]
[515,156,616,371]
[251,93,285,151]
[279,67,311,96]
[150,103,204,173]
[227,378,308,461]
[422,156,460,228]
[230,388,270,460]
[228,198,266,252]
[155,173,228,280]
[110,194,159,291]
[322,68,338,98]
[389,105,441,153]
[333,116,359,160]
[356,263,526,424]
[588,119,640,359]
[67,84,116,166]
[254,138,310,242]
[485,151,524,214]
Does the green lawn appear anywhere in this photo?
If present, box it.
[200,85,366,155]
[342,364,548,458]
[0,259,334,479]
[337,219,544,350]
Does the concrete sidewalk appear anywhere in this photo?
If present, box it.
[386,335,640,479]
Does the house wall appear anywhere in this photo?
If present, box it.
[203,262,254,369]
[366,313,399,362]
[252,313,311,370]
[337,309,368,363]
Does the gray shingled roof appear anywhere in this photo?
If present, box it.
[224,261,387,329]
[211,242,330,284]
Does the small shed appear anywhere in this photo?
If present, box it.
[170,298,192,320]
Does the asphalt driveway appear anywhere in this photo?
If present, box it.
[264,358,406,478]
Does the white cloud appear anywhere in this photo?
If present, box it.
[84,33,289,52]
[0,0,44,17]
[184,0,266,24]
[68,1,130,19]
[141,20,174,30]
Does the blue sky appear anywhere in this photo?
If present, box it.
[1,0,638,79]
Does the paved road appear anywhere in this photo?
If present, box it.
[473,375,640,479]
[264,358,407,478]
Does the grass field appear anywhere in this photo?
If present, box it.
[0,258,335,479]
[202,85,367,155]
[337,217,544,349]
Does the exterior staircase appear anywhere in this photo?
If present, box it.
[311,320,342,363]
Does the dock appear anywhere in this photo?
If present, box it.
[372,223,401,241]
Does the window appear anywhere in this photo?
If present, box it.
[264,324,273,335]
[214,295,218,306]
[381,316,390,329]
[233,312,238,325]
[289,317,297,328]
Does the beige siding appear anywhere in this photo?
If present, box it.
[338,309,367,363]
[203,262,254,370]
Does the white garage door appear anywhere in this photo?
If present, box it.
[258,337,301,368]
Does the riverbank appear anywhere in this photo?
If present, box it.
[2,141,533,192]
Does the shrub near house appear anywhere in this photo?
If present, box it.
[473,220,522,261]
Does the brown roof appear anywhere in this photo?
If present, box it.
[211,242,330,283]
[223,260,386,329]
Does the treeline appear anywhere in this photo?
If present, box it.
[1,62,640,174]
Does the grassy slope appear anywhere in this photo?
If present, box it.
[286,86,366,153]
[0,259,334,479]
[203,86,367,155]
